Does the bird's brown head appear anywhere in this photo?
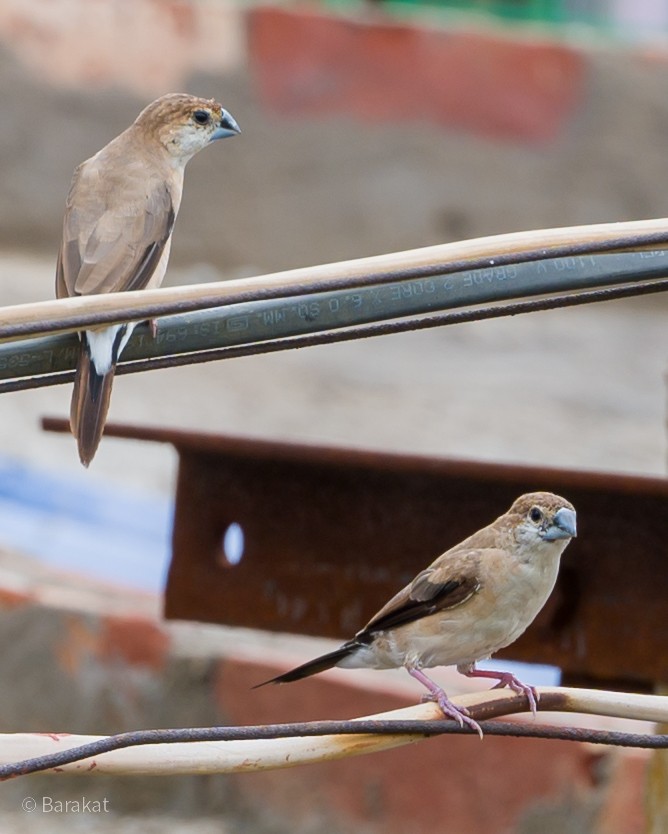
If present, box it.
[134,93,240,163]
[506,491,577,551]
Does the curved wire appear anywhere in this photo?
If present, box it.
[1,718,665,780]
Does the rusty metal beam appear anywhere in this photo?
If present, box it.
[42,417,668,690]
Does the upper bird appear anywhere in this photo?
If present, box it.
[257,491,577,736]
[56,93,240,466]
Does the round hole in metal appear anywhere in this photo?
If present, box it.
[220,522,245,566]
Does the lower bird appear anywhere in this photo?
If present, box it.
[56,93,241,466]
[257,491,576,736]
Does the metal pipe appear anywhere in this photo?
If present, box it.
[0,250,666,393]
[2,217,668,342]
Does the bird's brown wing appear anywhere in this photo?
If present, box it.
[56,160,175,299]
[358,549,483,638]
[257,548,489,688]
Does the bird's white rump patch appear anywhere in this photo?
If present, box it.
[85,323,137,376]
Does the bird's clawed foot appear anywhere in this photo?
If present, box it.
[459,664,539,718]
[491,673,539,717]
[433,692,484,739]
[408,667,483,739]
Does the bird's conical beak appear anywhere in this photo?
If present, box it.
[211,109,241,141]
[542,507,577,541]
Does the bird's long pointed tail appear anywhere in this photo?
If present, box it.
[70,335,116,467]
[253,642,358,688]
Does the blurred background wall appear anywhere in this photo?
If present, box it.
[2,0,668,274]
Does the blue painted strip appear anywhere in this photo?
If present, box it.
[0,456,172,592]
[477,658,561,687]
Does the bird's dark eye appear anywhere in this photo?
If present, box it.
[529,507,543,523]
[193,110,211,125]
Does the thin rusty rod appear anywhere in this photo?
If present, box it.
[7,273,667,394]
[1,721,665,780]
[2,687,665,777]
[2,219,668,341]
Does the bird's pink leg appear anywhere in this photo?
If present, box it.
[149,319,158,338]
[458,663,538,717]
[407,667,483,738]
